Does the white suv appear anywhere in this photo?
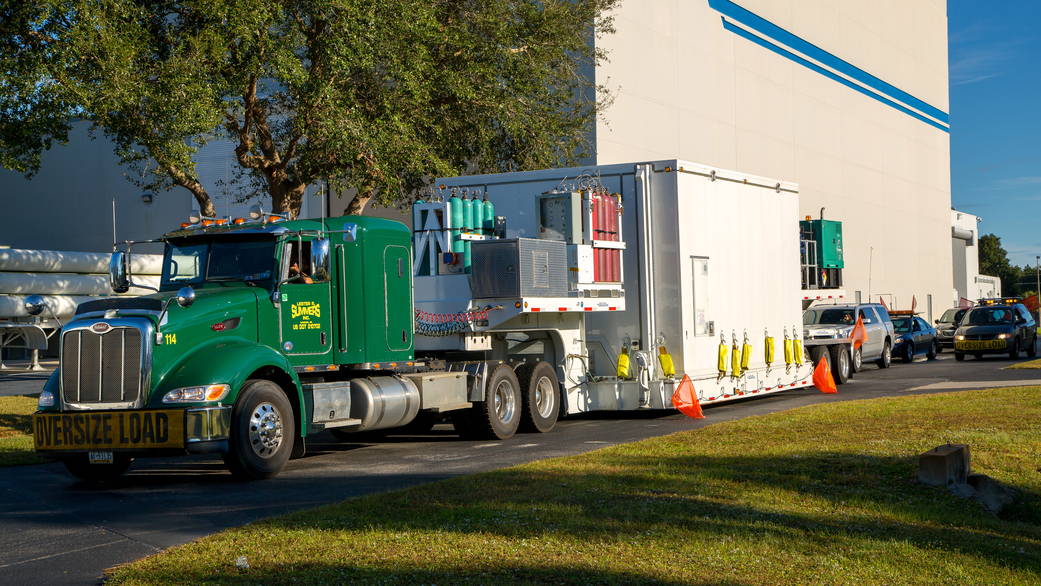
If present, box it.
[803,303,897,374]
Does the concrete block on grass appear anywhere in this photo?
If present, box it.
[918,444,970,487]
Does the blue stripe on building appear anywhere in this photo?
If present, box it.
[709,0,949,131]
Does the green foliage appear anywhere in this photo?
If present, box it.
[0,0,618,216]
[978,233,1034,297]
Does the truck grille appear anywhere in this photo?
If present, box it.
[61,327,144,406]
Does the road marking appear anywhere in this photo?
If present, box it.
[908,379,1041,391]
[0,539,126,569]
[513,443,539,448]
[472,443,500,449]
[584,440,613,444]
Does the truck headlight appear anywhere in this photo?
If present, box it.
[955,335,965,341]
[38,389,55,408]
[163,384,230,403]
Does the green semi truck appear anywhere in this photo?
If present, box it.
[31,212,536,481]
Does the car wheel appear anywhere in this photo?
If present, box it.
[223,379,295,480]
[974,353,983,359]
[902,343,914,364]
[926,340,938,360]
[1028,334,1038,358]
[1009,338,1020,360]
[954,351,965,361]
[828,345,850,385]
[851,346,863,372]
[876,341,892,369]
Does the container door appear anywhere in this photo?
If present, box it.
[279,239,332,359]
[384,245,413,352]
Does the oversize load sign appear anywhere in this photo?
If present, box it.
[33,410,185,450]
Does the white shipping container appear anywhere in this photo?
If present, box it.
[429,160,814,411]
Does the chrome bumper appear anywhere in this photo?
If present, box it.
[185,405,232,443]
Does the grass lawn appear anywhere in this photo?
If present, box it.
[110,388,1041,585]
[0,395,45,467]
[1008,358,1041,369]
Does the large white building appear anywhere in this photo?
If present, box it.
[0,0,953,317]
[591,0,952,318]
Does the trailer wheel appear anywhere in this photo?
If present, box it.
[223,379,294,480]
[62,453,133,484]
[515,361,560,433]
[808,345,828,366]
[453,364,521,440]
[828,345,850,385]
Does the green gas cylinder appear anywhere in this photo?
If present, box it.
[449,192,464,257]
[483,196,495,237]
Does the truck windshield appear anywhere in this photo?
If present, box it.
[938,308,966,324]
[161,238,275,289]
[965,307,1014,325]
[804,308,855,325]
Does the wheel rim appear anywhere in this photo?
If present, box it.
[839,352,849,377]
[853,348,862,370]
[493,380,516,424]
[248,402,284,458]
[533,375,555,418]
[883,344,891,363]
[907,345,914,361]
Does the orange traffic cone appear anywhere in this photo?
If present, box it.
[671,374,705,419]
[812,356,838,394]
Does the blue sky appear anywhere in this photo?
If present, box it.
[949,0,1041,267]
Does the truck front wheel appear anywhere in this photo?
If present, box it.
[516,361,560,433]
[223,379,295,480]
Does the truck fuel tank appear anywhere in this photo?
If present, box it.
[349,376,421,432]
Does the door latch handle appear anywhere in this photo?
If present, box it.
[321,332,327,345]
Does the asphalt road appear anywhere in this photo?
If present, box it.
[2,352,1040,585]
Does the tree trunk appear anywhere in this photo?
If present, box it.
[270,182,307,219]
[345,191,373,216]
[165,164,217,217]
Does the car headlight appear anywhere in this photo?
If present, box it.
[997,333,1009,339]
[162,384,230,403]
[38,389,55,408]
[955,335,965,341]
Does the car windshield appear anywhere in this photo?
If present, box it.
[804,308,856,325]
[892,317,911,333]
[938,308,966,324]
[161,238,275,289]
[965,307,1014,325]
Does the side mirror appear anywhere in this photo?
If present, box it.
[175,286,196,308]
[934,319,939,324]
[862,318,873,324]
[24,295,46,316]
[310,238,331,282]
[109,252,131,293]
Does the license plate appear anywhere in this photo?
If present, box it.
[955,340,1006,351]
[33,410,185,451]
[88,450,113,464]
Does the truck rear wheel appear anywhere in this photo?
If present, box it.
[515,361,560,433]
[828,345,850,385]
[223,379,295,480]
[62,453,133,484]
[452,364,521,440]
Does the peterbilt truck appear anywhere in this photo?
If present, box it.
[32,159,818,482]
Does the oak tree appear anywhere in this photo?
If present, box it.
[0,0,617,217]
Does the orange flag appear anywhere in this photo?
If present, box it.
[671,374,705,419]
[851,315,868,350]
[812,355,838,394]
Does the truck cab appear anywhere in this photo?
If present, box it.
[32,214,449,481]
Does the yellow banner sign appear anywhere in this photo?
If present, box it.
[33,410,185,451]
